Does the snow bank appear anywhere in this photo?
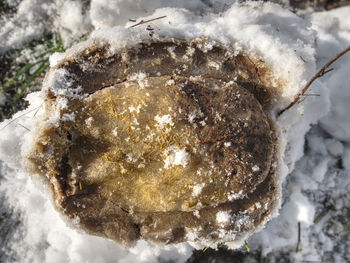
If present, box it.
[308,6,350,142]
[250,7,350,262]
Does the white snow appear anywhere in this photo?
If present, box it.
[192,183,205,197]
[163,146,190,169]
[216,211,231,225]
[154,114,174,129]
[252,165,260,172]
[0,1,350,262]
[308,7,350,143]
[224,142,231,147]
[61,112,76,122]
[85,117,94,128]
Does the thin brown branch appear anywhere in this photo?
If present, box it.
[322,67,334,75]
[301,94,320,97]
[278,45,350,116]
[326,1,350,10]
[129,16,167,28]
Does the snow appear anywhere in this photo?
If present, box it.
[154,114,174,128]
[1,1,350,262]
[192,183,205,197]
[252,165,260,172]
[216,211,231,225]
[163,146,190,169]
[343,145,350,171]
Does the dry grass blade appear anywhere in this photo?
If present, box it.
[0,105,41,131]
[129,16,167,28]
[16,122,31,131]
[278,45,350,116]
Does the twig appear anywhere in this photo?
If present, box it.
[296,221,301,252]
[326,0,350,10]
[313,210,328,224]
[301,94,320,97]
[129,16,167,28]
[278,45,350,116]
[33,103,43,117]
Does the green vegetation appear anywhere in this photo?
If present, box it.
[0,33,65,121]
[217,242,228,250]
[244,240,250,253]
[0,0,11,14]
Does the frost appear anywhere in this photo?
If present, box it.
[163,146,190,169]
[216,211,231,225]
[129,104,142,113]
[61,113,75,122]
[155,114,174,128]
[112,127,118,136]
[192,183,205,197]
[252,165,260,172]
[85,117,94,128]
[224,142,231,147]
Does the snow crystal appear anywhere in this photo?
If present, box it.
[224,142,231,147]
[61,113,76,122]
[112,127,118,136]
[193,210,200,218]
[155,114,174,128]
[216,211,231,225]
[163,146,190,169]
[85,117,94,128]
[129,104,142,114]
[227,190,244,201]
[165,79,175,86]
[49,52,65,67]
[192,183,205,197]
[252,165,260,172]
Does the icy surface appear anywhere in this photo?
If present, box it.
[0,1,350,262]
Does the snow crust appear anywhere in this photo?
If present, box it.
[308,7,350,142]
[54,1,318,107]
[0,1,349,262]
